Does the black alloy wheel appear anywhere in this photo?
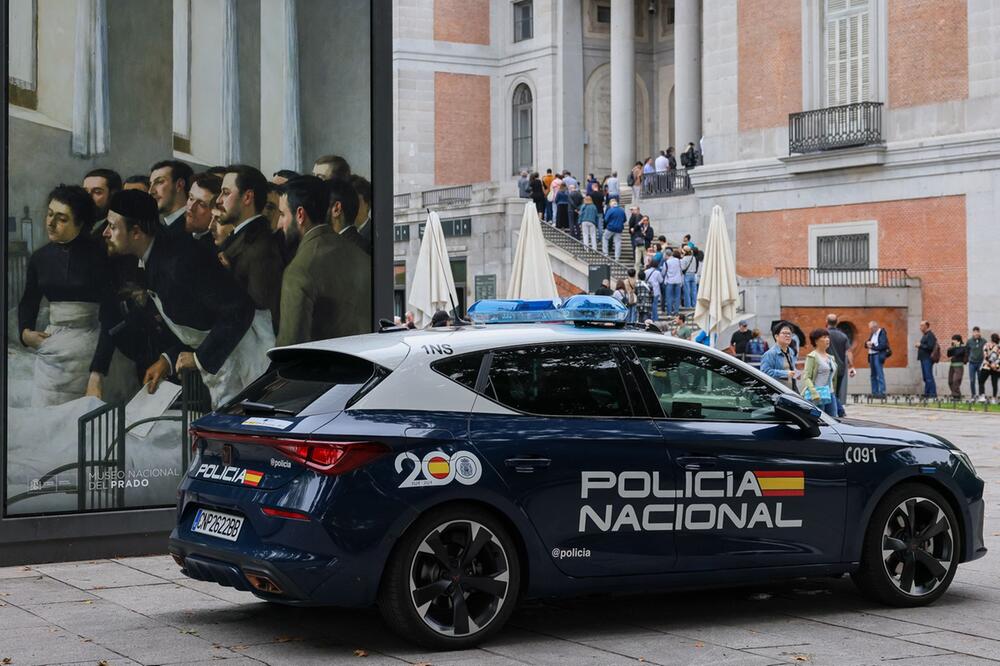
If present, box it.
[852,483,959,606]
[379,507,521,649]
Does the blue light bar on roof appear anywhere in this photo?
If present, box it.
[466,296,627,324]
[467,299,561,323]
[560,295,628,322]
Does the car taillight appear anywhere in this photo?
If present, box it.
[261,506,310,521]
[190,429,388,475]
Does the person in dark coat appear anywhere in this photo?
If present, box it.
[915,320,938,397]
[276,176,371,346]
[18,185,119,405]
[103,190,259,406]
[328,177,369,255]
[825,313,855,416]
[217,165,285,332]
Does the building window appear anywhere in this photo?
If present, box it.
[172,0,191,153]
[596,3,611,23]
[394,261,406,318]
[8,0,38,110]
[393,223,410,243]
[512,84,533,174]
[419,218,472,238]
[824,0,871,106]
[513,0,533,42]
[451,258,468,317]
[816,233,870,270]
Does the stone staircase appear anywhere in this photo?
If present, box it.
[538,221,633,283]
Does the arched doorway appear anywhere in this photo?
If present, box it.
[584,64,651,178]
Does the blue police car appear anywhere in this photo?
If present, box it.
[169,296,987,649]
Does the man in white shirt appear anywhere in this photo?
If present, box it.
[654,151,669,172]
[149,159,193,237]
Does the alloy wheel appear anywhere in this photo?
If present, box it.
[408,519,510,637]
[881,497,955,597]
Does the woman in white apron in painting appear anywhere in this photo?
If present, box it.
[17,185,133,406]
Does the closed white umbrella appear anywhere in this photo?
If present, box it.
[694,205,739,344]
[408,210,459,328]
[507,202,559,301]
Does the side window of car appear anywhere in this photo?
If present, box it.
[485,344,632,417]
[631,345,776,421]
[432,353,485,391]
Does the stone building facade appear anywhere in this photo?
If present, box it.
[394,0,1000,394]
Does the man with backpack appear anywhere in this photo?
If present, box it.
[915,320,939,398]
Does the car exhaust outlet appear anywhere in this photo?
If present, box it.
[244,571,283,595]
[171,553,185,568]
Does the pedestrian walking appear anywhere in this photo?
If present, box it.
[801,328,839,418]
[979,333,1000,401]
[644,260,663,322]
[826,314,855,417]
[915,320,939,398]
[578,196,599,251]
[663,250,684,316]
[760,324,800,391]
[680,245,698,308]
[730,320,753,362]
[635,270,652,323]
[946,334,967,399]
[967,326,986,398]
[864,320,890,398]
[603,199,627,260]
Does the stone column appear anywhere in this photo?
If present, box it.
[674,0,702,154]
[610,0,635,180]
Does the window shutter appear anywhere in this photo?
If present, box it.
[824,0,871,106]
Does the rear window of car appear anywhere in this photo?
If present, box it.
[432,352,485,391]
[223,350,387,417]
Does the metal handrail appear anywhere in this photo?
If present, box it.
[393,192,411,209]
[776,267,911,287]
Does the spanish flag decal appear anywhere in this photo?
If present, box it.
[426,456,451,480]
[243,470,264,487]
[754,470,804,496]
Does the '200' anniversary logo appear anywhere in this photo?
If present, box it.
[395,450,483,488]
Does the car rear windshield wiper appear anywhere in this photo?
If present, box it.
[239,400,297,416]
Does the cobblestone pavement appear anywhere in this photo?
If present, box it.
[1,406,997,665]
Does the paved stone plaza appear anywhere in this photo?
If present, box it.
[1,406,997,666]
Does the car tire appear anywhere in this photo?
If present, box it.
[851,483,960,607]
[377,505,521,650]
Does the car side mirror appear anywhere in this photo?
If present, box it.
[772,393,823,437]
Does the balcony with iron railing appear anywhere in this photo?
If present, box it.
[788,101,884,155]
[640,169,694,199]
[776,267,911,287]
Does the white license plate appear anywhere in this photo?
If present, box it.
[192,508,244,542]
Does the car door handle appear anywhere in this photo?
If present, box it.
[676,456,718,471]
[505,457,552,473]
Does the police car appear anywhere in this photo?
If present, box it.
[169,296,986,650]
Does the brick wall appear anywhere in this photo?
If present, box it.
[888,0,968,108]
[434,72,491,185]
[737,0,802,131]
[736,196,967,344]
[779,306,909,368]
[434,0,490,45]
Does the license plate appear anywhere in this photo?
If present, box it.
[191,508,244,542]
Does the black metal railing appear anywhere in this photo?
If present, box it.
[423,184,472,207]
[777,267,911,287]
[640,169,693,199]
[789,101,883,154]
[393,193,411,209]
